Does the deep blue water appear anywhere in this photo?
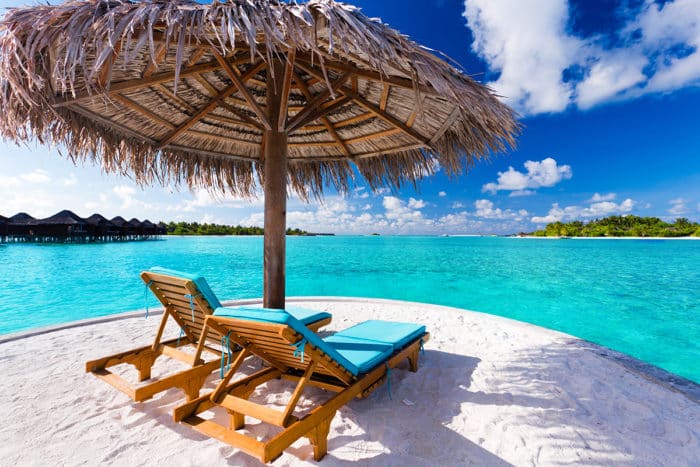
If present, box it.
[1,236,698,383]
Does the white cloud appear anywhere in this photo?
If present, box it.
[589,192,617,202]
[62,174,78,187]
[668,198,688,215]
[438,191,447,197]
[407,197,426,209]
[532,198,635,223]
[463,0,700,115]
[482,158,572,194]
[509,190,535,197]
[474,199,528,220]
[452,201,465,209]
[20,169,51,184]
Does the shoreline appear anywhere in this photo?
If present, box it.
[1,297,698,465]
[2,297,698,403]
[513,235,700,240]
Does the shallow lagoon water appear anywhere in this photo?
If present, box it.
[1,236,698,383]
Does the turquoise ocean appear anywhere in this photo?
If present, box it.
[1,236,698,383]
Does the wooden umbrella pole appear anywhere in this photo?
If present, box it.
[263,58,288,309]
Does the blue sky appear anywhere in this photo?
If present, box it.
[1,0,699,234]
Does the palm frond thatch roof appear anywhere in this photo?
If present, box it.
[0,0,519,197]
[38,210,86,225]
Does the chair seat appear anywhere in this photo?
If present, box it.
[332,320,426,350]
[322,335,393,373]
[218,305,332,327]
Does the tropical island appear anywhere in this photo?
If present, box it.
[163,221,319,236]
[530,215,700,237]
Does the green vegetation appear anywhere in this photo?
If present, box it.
[163,222,311,236]
[532,215,700,238]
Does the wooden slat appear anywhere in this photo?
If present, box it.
[184,416,266,459]
[220,395,285,426]
[54,55,252,107]
[379,83,390,111]
[114,94,175,129]
[345,128,402,145]
[285,70,351,132]
[293,70,350,156]
[429,106,460,144]
[213,50,271,130]
[192,73,219,97]
[287,96,351,133]
[143,42,168,78]
[277,49,296,132]
[156,60,265,148]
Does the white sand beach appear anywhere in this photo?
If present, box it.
[1,298,698,466]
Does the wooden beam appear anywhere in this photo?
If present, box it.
[342,88,431,146]
[292,71,350,156]
[219,101,265,130]
[53,54,252,107]
[287,143,425,162]
[156,61,265,148]
[213,51,271,131]
[164,144,259,162]
[288,96,351,133]
[333,112,374,129]
[143,42,168,78]
[295,52,438,96]
[379,83,390,111]
[97,41,122,87]
[345,128,402,145]
[192,73,218,97]
[429,106,461,144]
[277,49,296,132]
[186,129,260,147]
[187,46,207,66]
[285,69,351,133]
[113,94,176,129]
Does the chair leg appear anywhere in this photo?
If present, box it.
[229,388,255,430]
[307,415,334,461]
[408,347,420,373]
[135,351,159,381]
[182,372,210,401]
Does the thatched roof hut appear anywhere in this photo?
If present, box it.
[8,212,36,236]
[9,212,36,224]
[0,0,519,308]
[0,215,7,237]
[85,213,114,227]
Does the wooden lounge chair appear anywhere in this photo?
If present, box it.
[85,268,332,402]
[174,308,429,463]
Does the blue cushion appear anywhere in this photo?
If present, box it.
[222,304,332,327]
[333,320,426,350]
[149,267,222,309]
[323,335,393,373]
[213,306,362,375]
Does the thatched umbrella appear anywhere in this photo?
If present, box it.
[0,0,519,308]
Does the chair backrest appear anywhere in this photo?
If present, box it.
[210,307,359,385]
[141,268,223,345]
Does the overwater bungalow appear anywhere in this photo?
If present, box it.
[0,215,7,241]
[8,212,36,239]
[109,216,129,239]
[127,218,143,239]
[141,219,157,236]
[85,213,116,241]
[34,210,88,243]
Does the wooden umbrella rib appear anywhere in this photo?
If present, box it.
[142,42,168,78]
[341,88,431,146]
[288,96,352,133]
[54,54,252,107]
[193,73,219,97]
[113,94,176,129]
[186,46,207,66]
[156,60,265,148]
[379,83,390,111]
[293,63,431,146]
[345,128,402,145]
[277,49,296,132]
[96,41,122,87]
[295,53,435,96]
[292,70,350,156]
[429,106,461,144]
[165,144,258,162]
[288,143,425,161]
[286,69,352,132]
[187,129,260,147]
[219,101,265,130]
[333,112,375,129]
[68,105,158,145]
[213,50,271,131]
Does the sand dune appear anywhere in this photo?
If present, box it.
[1,298,698,465]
